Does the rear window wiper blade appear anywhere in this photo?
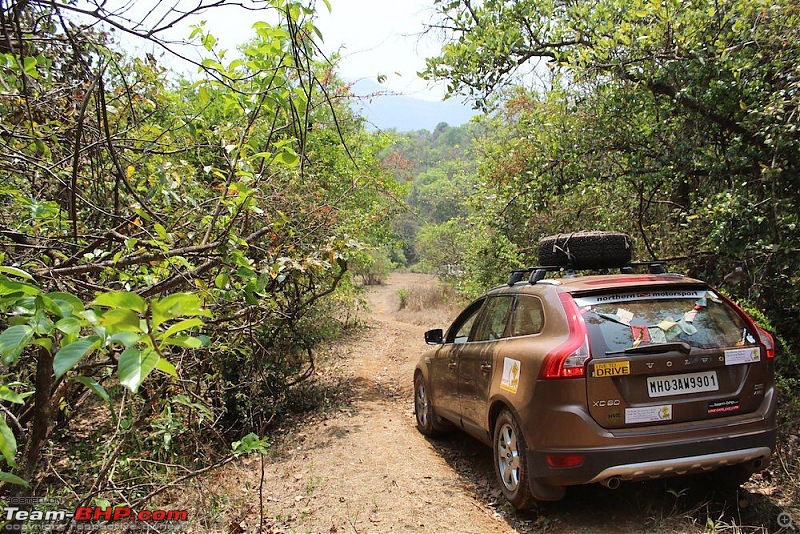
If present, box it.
[605,341,693,356]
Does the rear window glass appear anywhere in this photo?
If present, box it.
[573,289,757,354]
[473,296,514,342]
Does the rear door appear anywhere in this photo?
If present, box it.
[575,288,769,428]
[458,295,515,432]
[430,298,485,421]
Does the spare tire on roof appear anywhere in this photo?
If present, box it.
[537,231,632,270]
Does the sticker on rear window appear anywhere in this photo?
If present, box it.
[616,308,634,325]
[708,399,740,414]
[625,405,672,424]
[593,360,630,377]
[574,290,708,307]
[500,358,521,394]
[724,347,760,365]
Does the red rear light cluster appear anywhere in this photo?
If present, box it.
[540,293,591,379]
[716,292,776,360]
[756,326,775,359]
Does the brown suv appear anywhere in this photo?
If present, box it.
[413,232,777,509]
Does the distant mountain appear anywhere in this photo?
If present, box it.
[349,79,480,132]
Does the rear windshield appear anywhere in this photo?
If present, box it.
[573,289,757,354]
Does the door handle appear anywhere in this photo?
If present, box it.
[480,363,491,373]
[448,361,457,370]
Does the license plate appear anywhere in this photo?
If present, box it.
[647,370,719,398]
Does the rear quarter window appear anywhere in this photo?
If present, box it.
[509,295,544,337]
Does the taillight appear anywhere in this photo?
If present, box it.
[757,326,775,359]
[716,292,776,360]
[540,293,591,379]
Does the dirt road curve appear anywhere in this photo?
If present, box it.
[187,273,783,533]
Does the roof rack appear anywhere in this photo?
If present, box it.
[507,266,564,286]
[506,261,668,286]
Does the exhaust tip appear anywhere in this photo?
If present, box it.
[600,476,621,490]
[752,458,764,471]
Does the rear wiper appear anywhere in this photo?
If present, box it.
[605,341,693,356]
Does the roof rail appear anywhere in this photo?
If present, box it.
[507,266,567,286]
[506,261,669,286]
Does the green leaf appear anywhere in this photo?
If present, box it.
[118,347,159,393]
[39,294,67,318]
[0,417,17,467]
[93,497,111,510]
[198,86,209,105]
[22,56,38,78]
[201,32,217,51]
[0,470,29,487]
[153,222,169,242]
[155,357,177,378]
[200,58,224,71]
[0,385,27,404]
[232,432,268,455]
[55,316,82,336]
[151,293,209,327]
[100,308,142,332]
[92,497,111,510]
[0,266,33,280]
[92,291,146,313]
[0,325,33,365]
[214,271,229,289]
[53,336,100,379]
[106,331,140,348]
[277,147,300,166]
[46,291,84,316]
[29,311,53,335]
[161,318,204,339]
[0,276,40,296]
[163,335,202,349]
[73,376,109,403]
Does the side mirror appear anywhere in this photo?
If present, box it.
[424,328,444,345]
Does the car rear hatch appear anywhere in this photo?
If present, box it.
[574,286,770,429]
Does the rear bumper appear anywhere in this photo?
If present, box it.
[585,446,771,483]
[527,428,776,486]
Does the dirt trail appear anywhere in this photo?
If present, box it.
[184,273,785,533]
[242,273,513,533]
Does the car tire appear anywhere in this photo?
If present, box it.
[414,374,449,437]
[493,409,535,509]
[538,231,633,270]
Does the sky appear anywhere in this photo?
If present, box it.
[313,0,446,100]
[116,0,448,101]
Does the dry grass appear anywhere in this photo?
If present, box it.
[394,278,468,327]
